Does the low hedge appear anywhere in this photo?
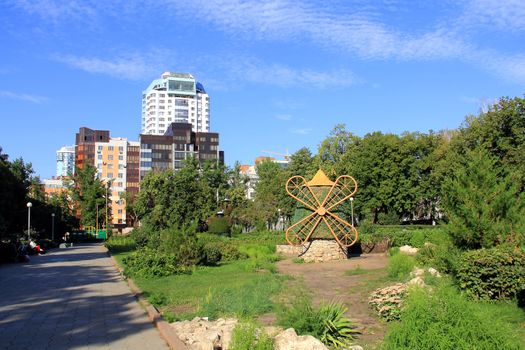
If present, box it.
[358,224,448,247]
[122,248,188,278]
[457,245,525,301]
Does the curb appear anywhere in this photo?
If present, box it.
[104,247,188,350]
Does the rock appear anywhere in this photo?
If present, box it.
[274,328,328,350]
[427,267,441,277]
[171,317,237,350]
[408,276,425,287]
[399,245,419,255]
[410,268,425,277]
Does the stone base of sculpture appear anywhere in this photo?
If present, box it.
[277,239,348,263]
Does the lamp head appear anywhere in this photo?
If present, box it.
[27,202,32,208]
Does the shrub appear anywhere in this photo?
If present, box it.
[416,242,459,274]
[161,226,204,266]
[387,253,416,281]
[409,230,426,248]
[122,248,185,278]
[202,242,222,265]
[208,216,231,236]
[105,236,136,253]
[382,284,524,350]
[317,302,359,348]
[130,226,159,248]
[277,296,358,348]
[230,322,273,350]
[368,283,408,321]
[456,246,525,300]
[220,243,248,262]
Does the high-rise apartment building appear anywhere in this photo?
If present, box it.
[75,127,110,169]
[56,145,75,177]
[140,123,223,180]
[74,127,140,227]
[142,72,210,135]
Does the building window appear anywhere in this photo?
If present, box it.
[119,164,124,169]
[118,173,123,178]
[119,155,124,160]
[107,164,113,169]
[119,146,124,152]
[108,155,113,160]
[108,173,113,178]
[118,209,123,214]
[98,155,102,160]
[108,146,114,151]
[98,145,103,150]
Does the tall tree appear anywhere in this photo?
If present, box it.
[315,124,360,177]
[135,158,215,230]
[254,160,289,228]
[443,149,525,249]
[67,164,111,228]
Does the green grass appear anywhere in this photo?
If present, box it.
[382,282,525,349]
[387,252,416,281]
[129,257,284,320]
[345,265,368,276]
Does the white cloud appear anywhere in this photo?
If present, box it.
[165,0,525,83]
[275,114,292,121]
[10,0,98,23]
[291,127,312,135]
[52,51,172,81]
[224,56,358,88]
[460,0,525,32]
[0,91,49,104]
[166,0,467,61]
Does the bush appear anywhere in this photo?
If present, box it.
[368,283,408,321]
[387,253,416,281]
[130,226,159,248]
[105,236,136,253]
[208,216,231,236]
[409,230,426,248]
[317,302,359,348]
[277,296,358,348]
[456,246,525,301]
[202,242,222,265]
[161,226,204,266]
[416,242,459,274]
[122,248,185,278]
[230,322,273,350]
[382,284,524,350]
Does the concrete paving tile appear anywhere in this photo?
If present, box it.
[0,243,169,350]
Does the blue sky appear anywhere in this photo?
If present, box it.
[1,0,524,179]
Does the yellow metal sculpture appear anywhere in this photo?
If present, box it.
[285,169,358,249]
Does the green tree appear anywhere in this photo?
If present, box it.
[451,95,525,187]
[315,124,360,177]
[254,160,289,228]
[67,164,111,228]
[287,147,316,179]
[135,158,215,230]
[443,149,525,249]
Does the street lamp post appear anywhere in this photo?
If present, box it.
[51,213,55,242]
[26,202,32,241]
[350,197,355,226]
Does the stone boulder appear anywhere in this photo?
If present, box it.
[274,328,328,350]
[170,317,237,350]
[399,245,419,255]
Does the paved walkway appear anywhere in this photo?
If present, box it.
[0,243,169,350]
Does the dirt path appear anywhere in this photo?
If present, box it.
[277,254,390,348]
